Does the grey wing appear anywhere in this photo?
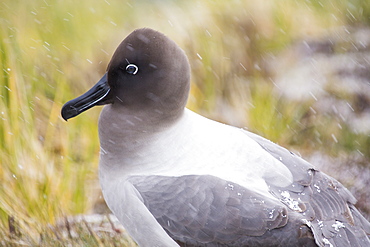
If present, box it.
[129,175,317,247]
[245,130,370,247]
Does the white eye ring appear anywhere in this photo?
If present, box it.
[126,64,139,75]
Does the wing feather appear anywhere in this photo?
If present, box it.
[129,175,315,246]
[245,130,370,246]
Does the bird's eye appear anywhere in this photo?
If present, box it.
[126,64,139,75]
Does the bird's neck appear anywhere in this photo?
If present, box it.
[98,104,185,169]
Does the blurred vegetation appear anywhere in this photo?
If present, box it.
[0,0,369,245]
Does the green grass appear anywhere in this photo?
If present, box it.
[0,0,369,245]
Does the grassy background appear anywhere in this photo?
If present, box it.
[1,0,369,245]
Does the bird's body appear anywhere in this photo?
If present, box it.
[62,28,370,247]
[99,107,292,198]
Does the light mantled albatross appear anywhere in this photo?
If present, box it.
[61,28,370,247]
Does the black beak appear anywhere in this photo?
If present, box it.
[61,73,112,121]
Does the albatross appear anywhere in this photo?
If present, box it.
[61,28,370,247]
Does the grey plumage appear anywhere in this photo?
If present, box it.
[247,131,370,247]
